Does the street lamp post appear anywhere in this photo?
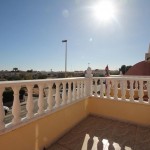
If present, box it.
[62,40,67,78]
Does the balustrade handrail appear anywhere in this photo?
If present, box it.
[93,76,150,81]
[0,77,85,87]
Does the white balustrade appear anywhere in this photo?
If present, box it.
[38,84,45,114]
[55,82,60,108]
[91,77,150,104]
[114,80,118,100]
[68,81,72,103]
[12,86,21,124]
[26,85,34,118]
[0,76,150,133]
[147,81,150,104]
[80,81,83,98]
[47,83,53,111]
[121,80,126,101]
[94,79,98,97]
[106,79,111,99]
[129,80,134,102]
[138,80,144,103]
[77,81,80,99]
[100,79,104,98]
[83,80,87,97]
[72,81,76,101]
[0,87,5,130]
[62,82,67,105]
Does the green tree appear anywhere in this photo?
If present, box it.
[120,65,126,75]
[119,65,132,75]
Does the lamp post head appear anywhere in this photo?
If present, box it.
[62,40,67,43]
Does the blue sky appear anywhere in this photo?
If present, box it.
[0,0,150,71]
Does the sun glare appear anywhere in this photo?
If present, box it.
[93,1,116,22]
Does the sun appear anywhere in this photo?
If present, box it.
[92,1,116,22]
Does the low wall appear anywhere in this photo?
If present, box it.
[0,99,89,150]
[88,97,150,126]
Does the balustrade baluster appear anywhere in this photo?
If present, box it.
[12,86,21,124]
[138,80,144,103]
[80,81,83,98]
[47,83,53,111]
[90,79,93,96]
[129,80,134,102]
[83,80,87,97]
[68,81,72,103]
[147,81,150,104]
[62,82,67,105]
[73,81,76,101]
[94,79,98,97]
[55,82,60,107]
[100,79,104,98]
[38,84,44,114]
[77,81,80,99]
[26,85,34,119]
[0,87,5,130]
[114,80,118,100]
[106,79,111,99]
[78,81,81,98]
[121,80,126,101]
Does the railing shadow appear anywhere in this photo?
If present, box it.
[82,134,132,150]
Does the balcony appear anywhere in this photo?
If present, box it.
[0,69,150,150]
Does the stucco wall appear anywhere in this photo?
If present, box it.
[88,97,150,126]
[0,99,89,150]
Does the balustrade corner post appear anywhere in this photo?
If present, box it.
[85,67,93,97]
[0,87,5,130]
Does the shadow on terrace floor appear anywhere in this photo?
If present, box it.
[48,115,150,150]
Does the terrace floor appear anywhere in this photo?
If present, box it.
[48,115,150,150]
